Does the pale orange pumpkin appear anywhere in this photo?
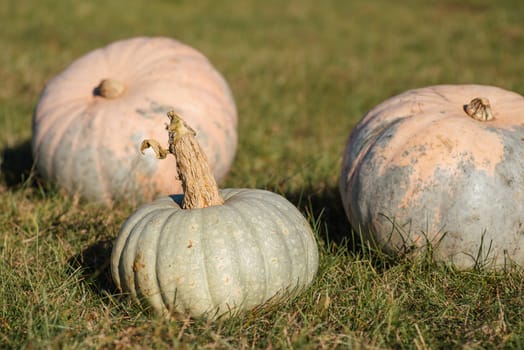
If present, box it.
[340,84,524,269]
[32,36,237,205]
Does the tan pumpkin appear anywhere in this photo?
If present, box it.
[111,112,318,319]
[32,36,237,205]
[340,84,524,269]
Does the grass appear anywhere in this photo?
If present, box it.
[2,0,524,348]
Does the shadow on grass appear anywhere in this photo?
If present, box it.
[284,185,358,251]
[1,139,36,188]
[285,185,402,270]
[68,239,117,295]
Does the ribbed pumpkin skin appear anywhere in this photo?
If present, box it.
[111,188,319,318]
[32,37,237,205]
[340,85,524,269]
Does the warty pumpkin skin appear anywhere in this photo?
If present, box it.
[32,36,237,206]
[340,84,524,269]
[111,112,318,319]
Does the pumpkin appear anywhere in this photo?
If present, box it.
[111,111,318,319]
[32,36,237,205]
[340,84,524,269]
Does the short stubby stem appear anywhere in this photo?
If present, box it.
[464,97,494,121]
[95,79,126,99]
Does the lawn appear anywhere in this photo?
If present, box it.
[1,0,524,348]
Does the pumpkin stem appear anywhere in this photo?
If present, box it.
[140,111,224,209]
[464,97,494,121]
[95,79,126,99]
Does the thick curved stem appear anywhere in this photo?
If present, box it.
[141,111,224,209]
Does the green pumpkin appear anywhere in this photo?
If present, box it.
[111,112,318,318]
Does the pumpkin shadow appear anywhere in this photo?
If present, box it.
[68,239,117,295]
[1,139,37,188]
[285,186,403,270]
[284,185,358,252]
